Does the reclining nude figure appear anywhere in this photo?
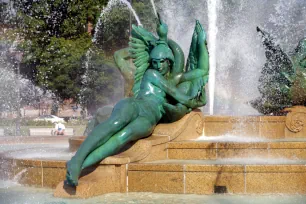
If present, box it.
[66,17,209,186]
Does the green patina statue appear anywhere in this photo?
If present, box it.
[66,16,209,186]
[250,27,306,115]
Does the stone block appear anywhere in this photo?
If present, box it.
[43,167,66,188]
[168,149,217,160]
[15,166,43,187]
[185,172,245,194]
[128,171,184,194]
[54,164,126,198]
[246,173,306,194]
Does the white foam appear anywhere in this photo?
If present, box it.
[196,134,266,142]
[0,180,20,189]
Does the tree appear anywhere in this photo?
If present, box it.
[9,0,157,113]
[12,0,108,102]
[94,1,131,55]
[80,46,123,115]
[94,0,156,56]
[81,0,156,112]
[0,1,10,25]
[133,0,156,33]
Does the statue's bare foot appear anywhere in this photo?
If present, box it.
[66,158,81,186]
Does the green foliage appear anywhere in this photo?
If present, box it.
[12,0,108,101]
[8,0,155,113]
[95,0,156,56]
[133,0,157,33]
[80,47,123,114]
[0,2,10,24]
[95,3,130,54]
[25,120,54,126]
[27,34,92,99]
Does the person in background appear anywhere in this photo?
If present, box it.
[54,122,66,135]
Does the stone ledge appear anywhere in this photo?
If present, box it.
[0,136,69,144]
[204,106,306,139]
[167,140,306,160]
[168,140,306,149]
[128,161,306,194]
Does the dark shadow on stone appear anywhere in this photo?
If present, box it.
[63,180,76,195]
[79,163,100,178]
[118,140,136,152]
[214,185,228,194]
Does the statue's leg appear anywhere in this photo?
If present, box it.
[66,98,138,186]
[81,116,154,169]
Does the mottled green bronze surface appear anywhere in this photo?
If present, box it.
[250,27,306,115]
[66,16,209,186]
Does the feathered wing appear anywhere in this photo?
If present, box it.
[250,27,294,114]
[129,25,158,96]
[183,20,209,104]
[186,23,199,72]
[290,38,306,105]
[256,27,294,91]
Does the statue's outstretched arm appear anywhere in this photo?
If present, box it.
[170,69,207,86]
[162,102,192,123]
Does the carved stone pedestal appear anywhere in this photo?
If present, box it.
[285,106,306,138]
[54,110,204,198]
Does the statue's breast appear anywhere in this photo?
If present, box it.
[138,70,167,100]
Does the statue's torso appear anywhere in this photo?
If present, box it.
[135,69,168,123]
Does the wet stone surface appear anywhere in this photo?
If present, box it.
[1,180,306,204]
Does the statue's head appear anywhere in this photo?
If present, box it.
[148,13,176,75]
[150,42,174,75]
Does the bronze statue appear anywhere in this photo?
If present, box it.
[66,16,209,186]
[250,27,306,115]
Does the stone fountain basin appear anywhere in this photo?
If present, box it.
[0,111,203,191]
[1,108,306,198]
[0,136,71,188]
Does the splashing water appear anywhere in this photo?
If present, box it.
[207,0,220,115]
[150,0,158,17]
[119,0,142,26]
[13,169,27,182]
[196,134,267,143]
[93,0,142,43]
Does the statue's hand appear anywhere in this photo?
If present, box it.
[184,91,207,109]
[163,102,192,115]
[162,102,192,122]
[196,20,206,45]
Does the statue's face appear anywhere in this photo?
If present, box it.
[151,58,170,75]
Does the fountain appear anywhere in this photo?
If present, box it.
[207,0,219,115]
[1,0,306,203]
